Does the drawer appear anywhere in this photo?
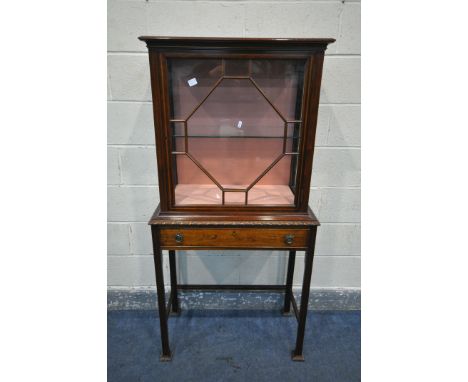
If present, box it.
[159,227,310,249]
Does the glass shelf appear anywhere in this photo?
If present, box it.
[171,135,300,139]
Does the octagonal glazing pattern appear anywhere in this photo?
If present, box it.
[167,57,306,206]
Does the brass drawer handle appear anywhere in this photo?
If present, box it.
[284,234,294,245]
[175,233,184,243]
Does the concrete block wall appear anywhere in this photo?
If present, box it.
[107,0,361,290]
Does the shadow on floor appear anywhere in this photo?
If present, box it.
[108,310,360,382]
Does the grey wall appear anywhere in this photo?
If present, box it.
[107,0,361,290]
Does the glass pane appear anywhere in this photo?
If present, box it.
[249,156,295,205]
[187,78,285,138]
[172,137,185,153]
[174,155,222,205]
[224,59,250,76]
[286,122,301,138]
[224,191,246,205]
[288,153,299,193]
[170,122,185,153]
[187,137,283,189]
[285,122,301,154]
[251,59,306,121]
[171,121,185,136]
[168,58,223,119]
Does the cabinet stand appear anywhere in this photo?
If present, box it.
[150,206,319,361]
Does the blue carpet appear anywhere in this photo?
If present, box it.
[108,310,360,382]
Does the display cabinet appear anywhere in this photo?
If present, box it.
[138,36,335,361]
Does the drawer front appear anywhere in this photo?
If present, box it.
[159,228,310,249]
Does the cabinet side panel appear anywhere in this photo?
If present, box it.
[148,52,171,211]
[296,52,325,211]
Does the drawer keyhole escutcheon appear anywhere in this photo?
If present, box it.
[175,233,184,243]
[284,234,294,245]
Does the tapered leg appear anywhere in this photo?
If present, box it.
[292,227,317,361]
[151,226,172,361]
[168,250,180,315]
[282,250,296,314]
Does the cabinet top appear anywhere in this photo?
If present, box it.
[138,36,335,50]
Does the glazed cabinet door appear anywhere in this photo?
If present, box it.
[165,56,308,208]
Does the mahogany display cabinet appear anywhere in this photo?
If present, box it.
[138,36,335,361]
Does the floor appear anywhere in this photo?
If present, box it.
[108,309,360,382]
